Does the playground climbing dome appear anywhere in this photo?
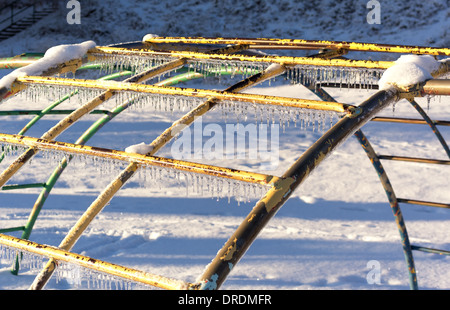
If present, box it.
[0,36,449,290]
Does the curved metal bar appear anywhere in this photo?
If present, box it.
[195,89,402,290]
[353,129,418,290]
[407,98,450,158]
[299,73,419,289]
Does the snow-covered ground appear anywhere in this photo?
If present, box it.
[0,0,449,290]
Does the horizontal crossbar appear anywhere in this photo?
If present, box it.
[372,117,450,127]
[0,233,190,290]
[0,226,25,233]
[0,133,279,186]
[90,46,394,70]
[378,155,450,165]
[1,183,46,190]
[397,198,450,209]
[14,76,357,114]
[142,36,450,56]
[411,245,450,255]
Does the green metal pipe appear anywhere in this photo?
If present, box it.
[0,110,110,116]
[0,54,44,69]
[1,183,46,190]
[6,71,133,275]
[0,226,25,233]
[11,66,229,275]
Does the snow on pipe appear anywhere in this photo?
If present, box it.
[378,55,449,91]
[0,41,97,101]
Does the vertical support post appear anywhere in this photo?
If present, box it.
[354,130,418,290]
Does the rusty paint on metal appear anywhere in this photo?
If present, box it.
[142,36,450,56]
[0,233,190,290]
[90,46,394,69]
[0,133,277,186]
[15,76,355,114]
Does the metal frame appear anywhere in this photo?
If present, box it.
[0,37,448,290]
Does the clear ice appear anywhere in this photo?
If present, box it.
[0,244,156,290]
[0,141,269,203]
[286,65,384,90]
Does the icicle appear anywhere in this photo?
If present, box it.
[426,94,432,111]
[286,65,385,90]
[92,54,175,75]
[133,163,269,203]
[51,260,155,290]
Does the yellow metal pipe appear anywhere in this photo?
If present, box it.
[0,133,278,186]
[0,233,190,290]
[89,46,394,70]
[142,36,450,56]
[396,198,450,209]
[15,76,354,113]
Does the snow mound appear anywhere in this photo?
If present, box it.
[0,40,96,91]
[378,55,440,90]
[142,34,160,41]
[125,142,154,155]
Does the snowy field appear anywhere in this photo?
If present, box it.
[0,0,449,291]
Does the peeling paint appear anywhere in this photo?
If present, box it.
[200,274,218,290]
[220,238,237,261]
